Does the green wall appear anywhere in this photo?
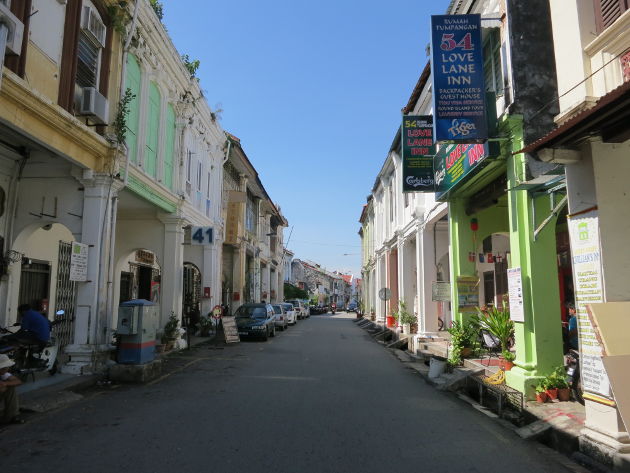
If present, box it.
[125,54,141,164]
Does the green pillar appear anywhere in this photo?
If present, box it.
[504,116,564,398]
[448,198,476,323]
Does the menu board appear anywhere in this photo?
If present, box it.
[567,211,611,401]
[221,316,240,344]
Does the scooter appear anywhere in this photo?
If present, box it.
[565,349,583,405]
[0,310,67,378]
[330,304,336,315]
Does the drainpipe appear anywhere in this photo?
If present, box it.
[105,194,119,343]
[122,0,140,186]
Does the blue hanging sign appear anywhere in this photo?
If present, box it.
[431,14,487,143]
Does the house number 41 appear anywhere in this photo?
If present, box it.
[191,226,213,245]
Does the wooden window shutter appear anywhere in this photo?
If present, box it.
[594,0,629,33]
[58,0,82,112]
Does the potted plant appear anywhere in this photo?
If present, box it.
[161,313,179,351]
[397,301,416,335]
[447,320,476,366]
[198,316,214,337]
[552,367,571,401]
[535,379,549,403]
[501,350,516,371]
[471,305,514,354]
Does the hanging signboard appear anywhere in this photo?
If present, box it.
[401,115,435,192]
[456,276,479,312]
[431,14,487,142]
[69,242,88,282]
[507,267,525,322]
[567,210,612,402]
[434,142,490,200]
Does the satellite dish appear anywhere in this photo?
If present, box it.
[378,287,391,301]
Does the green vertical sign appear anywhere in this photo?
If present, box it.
[402,115,435,192]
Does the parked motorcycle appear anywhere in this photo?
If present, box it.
[0,310,68,379]
[330,304,336,315]
[565,349,583,404]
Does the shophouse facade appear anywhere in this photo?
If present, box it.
[521,1,630,467]
[221,133,287,315]
[0,0,127,372]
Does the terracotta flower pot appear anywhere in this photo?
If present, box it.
[499,358,514,371]
[536,392,548,403]
[546,388,558,401]
[461,347,472,358]
[557,387,571,401]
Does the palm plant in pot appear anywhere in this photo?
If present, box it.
[447,320,477,366]
[471,305,514,363]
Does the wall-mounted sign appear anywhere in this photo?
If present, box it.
[191,226,214,245]
[136,249,155,265]
[432,281,451,301]
[431,14,487,142]
[434,143,490,200]
[568,211,612,402]
[507,267,524,322]
[402,115,435,192]
[456,276,479,312]
[69,242,88,282]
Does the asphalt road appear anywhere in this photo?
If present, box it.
[1,313,577,473]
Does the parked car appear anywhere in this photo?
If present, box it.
[287,300,308,319]
[347,301,358,312]
[271,304,289,331]
[281,303,297,325]
[234,303,276,340]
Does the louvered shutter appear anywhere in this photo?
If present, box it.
[164,105,176,190]
[145,82,161,178]
[125,54,141,164]
[594,0,629,33]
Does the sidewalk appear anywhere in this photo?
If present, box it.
[8,332,223,425]
[354,317,602,473]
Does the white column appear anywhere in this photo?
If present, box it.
[200,244,214,317]
[420,226,439,333]
[64,173,122,375]
[159,214,186,327]
[397,239,405,319]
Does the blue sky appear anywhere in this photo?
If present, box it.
[163,0,452,276]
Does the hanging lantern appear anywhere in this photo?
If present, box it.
[470,218,479,232]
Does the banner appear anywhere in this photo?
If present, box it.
[431,14,487,142]
[567,211,612,401]
[401,116,435,192]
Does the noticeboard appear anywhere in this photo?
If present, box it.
[70,242,88,282]
[222,316,240,344]
[507,267,524,322]
[456,276,479,312]
[432,281,451,301]
[567,211,611,402]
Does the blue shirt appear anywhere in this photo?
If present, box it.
[20,309,51,342]
[568,315,578,350]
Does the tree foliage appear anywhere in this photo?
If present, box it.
[284,283,308,300]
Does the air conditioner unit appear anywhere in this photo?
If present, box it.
[81,6,106,48]
[0,1,24,55]
[79,87,109,125]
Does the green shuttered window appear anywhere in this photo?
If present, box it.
[125,54,141,164]
[164,105,176,189]
[145,82,161,178]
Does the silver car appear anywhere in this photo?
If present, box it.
[272,304,289,331]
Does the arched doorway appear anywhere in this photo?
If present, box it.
[183,262,201,318]
[118,249,162,305]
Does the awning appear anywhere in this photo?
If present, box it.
[518,80,630,155]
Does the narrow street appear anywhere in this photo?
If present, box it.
[2,314,576,473]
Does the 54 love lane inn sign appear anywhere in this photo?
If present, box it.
[402,116,435,192]
[431,14,487,143]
